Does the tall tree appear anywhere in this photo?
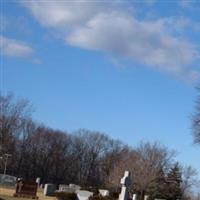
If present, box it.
[0,93,32,174]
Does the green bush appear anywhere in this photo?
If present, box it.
[54,192,77,200]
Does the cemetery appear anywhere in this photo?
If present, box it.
[1,89,200,199]
[0,171,151,200]
[0,170,188,200]
[0,94,199,200]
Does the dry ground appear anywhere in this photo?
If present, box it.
[0,186,56,200]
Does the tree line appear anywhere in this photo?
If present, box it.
[0,93,199,200]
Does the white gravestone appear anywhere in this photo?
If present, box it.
[99,189,109,197]
[144,195,149,200]
[132,194,137,200]
[118,171,131,200]
[76,190,93,200]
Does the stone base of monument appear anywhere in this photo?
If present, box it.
[13,193,39,199]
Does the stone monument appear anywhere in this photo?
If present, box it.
[14,180,38,199]
[132,194,137,200]
[118,171,131,200]
[144,195,149,200]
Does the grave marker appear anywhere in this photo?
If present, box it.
[144,195,149,200]
[118,171,131,200]
[76,190,93,200]
[99,189,109,197]
[44,184,56,196]
[13,180,38,199]
[0,174,16,186]
[132,194,137,200]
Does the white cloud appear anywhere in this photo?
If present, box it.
[0,36,34,58]
[23,1,200,80]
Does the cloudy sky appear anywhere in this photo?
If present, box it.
[1,0,200,189]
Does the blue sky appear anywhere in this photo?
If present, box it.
[1,0,200,190]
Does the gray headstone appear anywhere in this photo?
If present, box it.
[59,185,75,193]
[44,184,56,196]
[0,174,17,186]
[69,184,81,191]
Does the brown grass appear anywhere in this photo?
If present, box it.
[0,186,56,200]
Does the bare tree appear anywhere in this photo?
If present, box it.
[108,142,175,199]
[0,93,32,174]
[14,119,37,177]
[71,129,126,186]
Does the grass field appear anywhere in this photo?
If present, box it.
[0,186,56,200]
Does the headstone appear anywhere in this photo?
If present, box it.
[44,184,56,196]
[0,174,17,186]
[69,183,81,191]
[132,194,137,200]
[76,190,93,200]
[144,195,149,200]
[59,185,75,193]
[99,189,109,197]
[118,171,131,200]
[36,177,40,187]
[13,180,38,199]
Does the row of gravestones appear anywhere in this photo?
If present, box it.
[13,171,171,200]
[43,171,167,200]
[43,183,109,200]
